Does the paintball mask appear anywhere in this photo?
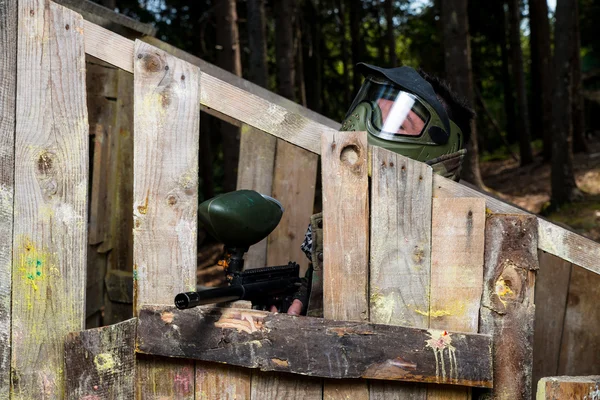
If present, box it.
[341,63,465,177]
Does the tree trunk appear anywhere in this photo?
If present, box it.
[247,0,269,88]
[349,0,363,95]
[275,0,296,101]
[571,0,589,154]
[508,0,534,165]
[385,0,396,66]
[551,0,582,206]
[337,0,351,105]
[303,0,323,113]
[529,0,554,161]
[215,0,242,192]
[441,0,485,188]
[295,6,307,107]
[501,2,518,146]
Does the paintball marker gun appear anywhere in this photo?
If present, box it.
[174,190,304,312]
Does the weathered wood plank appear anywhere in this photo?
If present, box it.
[267,140,318,276]
[532,251,572,390]
[479,215,538,399]
[427,198,486,400]
[433,175,600,277]
[236,124,276,269]
[536,376,600,400]
[195,362,250,400]
[251,372,322,400]
[12,1,88,397]
[54,0,157,36]
[65,319,136,399]
[0,0,17,395]
[558,265,600,375]
[369,148,433,400]
[320,131,369,399]
[133,40,199,399]
[84,19,134,73]
[136,305,494,388]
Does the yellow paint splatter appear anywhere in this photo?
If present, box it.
[414,308,452,318]
[496,277,514,305]
[94,353,117,372]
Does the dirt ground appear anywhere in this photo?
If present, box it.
[480,137,600,242]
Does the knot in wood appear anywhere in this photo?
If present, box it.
[37,151,54,175]
[139,53,162,73]
[340,144,360,166]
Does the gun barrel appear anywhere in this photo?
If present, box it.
[174,276,300,310]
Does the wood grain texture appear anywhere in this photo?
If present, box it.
[12,1,88,398]
[536,376,600,400]
[321,131,369,399]
[369,148,433,400]
[236,124,276,269]
[136,305,494,388]
[427,198,485,400]
[133,40,199,399]
[0,0,17,396]
[479,215,538,400]
[267,140,318,276]
[251,372,322,400]
[195,362,250,400]
[84,19,134,73]
[533,251,572,390]
[65,319,136,399]
[558,265,600,376]
[433,174,600,277]
[370,148,433,328]
[321,130,369,322]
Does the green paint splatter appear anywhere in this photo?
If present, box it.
[36,271,42,277]
[133,270,138,280]
[27,273,34,280]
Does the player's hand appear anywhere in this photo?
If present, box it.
[269,299,303,315]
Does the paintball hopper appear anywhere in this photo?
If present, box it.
[198,190,284,249]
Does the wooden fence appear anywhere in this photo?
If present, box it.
[1,0,599,399]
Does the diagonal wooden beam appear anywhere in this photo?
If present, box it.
[136,305,493,389]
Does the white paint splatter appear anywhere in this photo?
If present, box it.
[425,329,458,382]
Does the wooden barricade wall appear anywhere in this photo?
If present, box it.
[1,1,600,398]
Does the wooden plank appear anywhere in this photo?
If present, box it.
[54,0,157,36]
[479,214,538,399]
[250,372,322,400]
[65,319,136,399]
[84,19,134,73]
[427,198,486,400]
[12,1,88,397]
[236,124,276,269]
[141,36,339,131]
[136,305,494,388]
[536,376,600,400]
[321,131,369,399]
[434,174,600,277]
[267,140,318,276]
[0,0,17,395]
[532,251,572,390]
[369,147,433,400]
[133,40,199,399]
[195,362,250,400]
[558,265,600,375]
[82,23,335,154]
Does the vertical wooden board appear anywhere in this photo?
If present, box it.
[537,376,600,400]
[11,1,88,398]
[557,265,600,375]
[427,197,485,400]
[0,0,17,396]
[250,372,322,400]
[532,251,571,389]
[236,124,276,269]
[320,131,369,400]
[133,40,199,399]
[195,362,250,400]
[65,319,136,399]
[369,147,432,400]
[479,215,538,400]
[267,140,318,276]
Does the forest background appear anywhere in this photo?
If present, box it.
[95,0,600,243]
